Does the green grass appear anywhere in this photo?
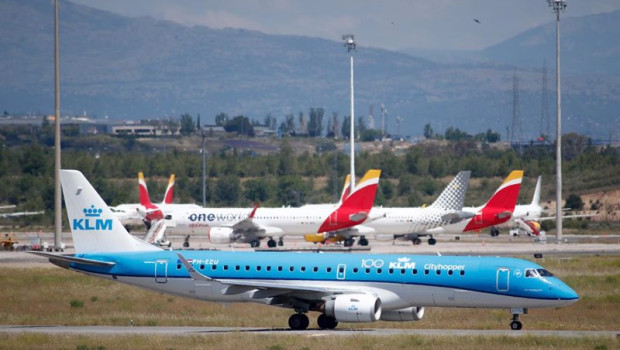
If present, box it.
[0,334,617,350]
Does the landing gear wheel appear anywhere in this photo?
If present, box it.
[250,240,260,248]
[491,228,500,237]
[288,313,309,330]
[267,239,277,248]
[344,238,355,247]
[428,237,437,245]
[510,320,523,330]
[412,238,422,245]
[183,241,190,248]
[317,314,338,329]
[359,237,369,246]
[278,238,284,246]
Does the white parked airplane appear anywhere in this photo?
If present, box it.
[33,169,579,331]
[308,171,473,246]
[164,169,382,248]
[427,170,524,237]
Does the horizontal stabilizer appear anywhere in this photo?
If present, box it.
[29,251,115,267]
[441,210,475,224]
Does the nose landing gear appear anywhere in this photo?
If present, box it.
[509,308,527,330]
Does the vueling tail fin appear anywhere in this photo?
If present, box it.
[60,170,161,253]
[483,170,523,211]
[430,171,471,210]
[162,174,175,205]
[531,176,542,206]
[138,172,153,207]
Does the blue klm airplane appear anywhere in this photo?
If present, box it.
[33,170,578,330]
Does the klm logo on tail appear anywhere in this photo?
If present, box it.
[73,205,113,231]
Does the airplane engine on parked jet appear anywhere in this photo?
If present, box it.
[380,306,425,321]
[324,294,381,322]
[207,227,235,244]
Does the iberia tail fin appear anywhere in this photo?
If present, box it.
[339,174,352,204]
[482,170,523,212]
[61,169,161,254]
[138,172,153,207]
[162,174,175,205]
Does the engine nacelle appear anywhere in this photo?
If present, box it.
[380,306,425,322]
[324,294,381,322]
[208,227,235,244]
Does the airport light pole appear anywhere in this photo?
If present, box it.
[548,0,566,243]
[54,0,62,250]
[343,34,356,190]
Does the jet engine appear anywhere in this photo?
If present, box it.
[380,306,425,321]
[207,227,235,244]
[324,294,381,322]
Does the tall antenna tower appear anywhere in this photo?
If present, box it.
[540,60,551,141]
[380,103,387,137]
[511,70,522,152]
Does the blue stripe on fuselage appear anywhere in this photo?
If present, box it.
[70,251,576,301]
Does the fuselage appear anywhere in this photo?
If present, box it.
[364,207,460,235]
[66,251,578,311]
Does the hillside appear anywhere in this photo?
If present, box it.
[0,0,619,140]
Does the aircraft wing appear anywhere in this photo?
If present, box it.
[230,205,285,238]
[178,253,357,297]
[441,210,475,224]
[538,213,597,221]
[0,210,44,218]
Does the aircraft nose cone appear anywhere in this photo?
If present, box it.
[555,280,579,304]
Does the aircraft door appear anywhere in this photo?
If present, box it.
[155,259,168,283]
[496,267,509,292]
[337,264,346,280]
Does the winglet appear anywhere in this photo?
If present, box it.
[162,174,176,205]
[249,203,260,218]
[177,253,213,282]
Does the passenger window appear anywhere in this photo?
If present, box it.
[400,269,405,274]
[388,269,394,274]
[289,266,294,272]
[224,265,229,271]
[353,268,358,273]
[277,266,283,271]
[448,270,453,275]
[436,270,441,275]
[256,266,261,271]
[326,267,332,273]
[245,266,250,271]
[412,269,418,275]
[377,268,382,274]
[460,270,465,276]
[301,267,306,272]
[313,267,318,272]
[266,266,271,271]
[365,268,370,274]
[424,269,429,275]
[176,264,181,270]
[235,265,240,271]
[211,265,216,270]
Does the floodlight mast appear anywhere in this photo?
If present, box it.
[547,0,566,244]
[343,34,356,190]
[54,0,62,250]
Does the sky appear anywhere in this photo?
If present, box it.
[70,0,620,51]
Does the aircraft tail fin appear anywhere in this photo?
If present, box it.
[61,169,161,253]
[531,176,542,206]
[341,169,381,213]
[429,171,471,210]
[138,172,153,207]
[162,174,175,205]
[482,170,524,212]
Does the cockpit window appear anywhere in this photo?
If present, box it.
[537,269,554,277]
[525,269,539,278]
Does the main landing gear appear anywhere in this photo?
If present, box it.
[250,240,260,248]
[288,313,339,330]
[288,313,309,330]
[510,308,526,330]
[490,227,500,237]
[267,237,285,248]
